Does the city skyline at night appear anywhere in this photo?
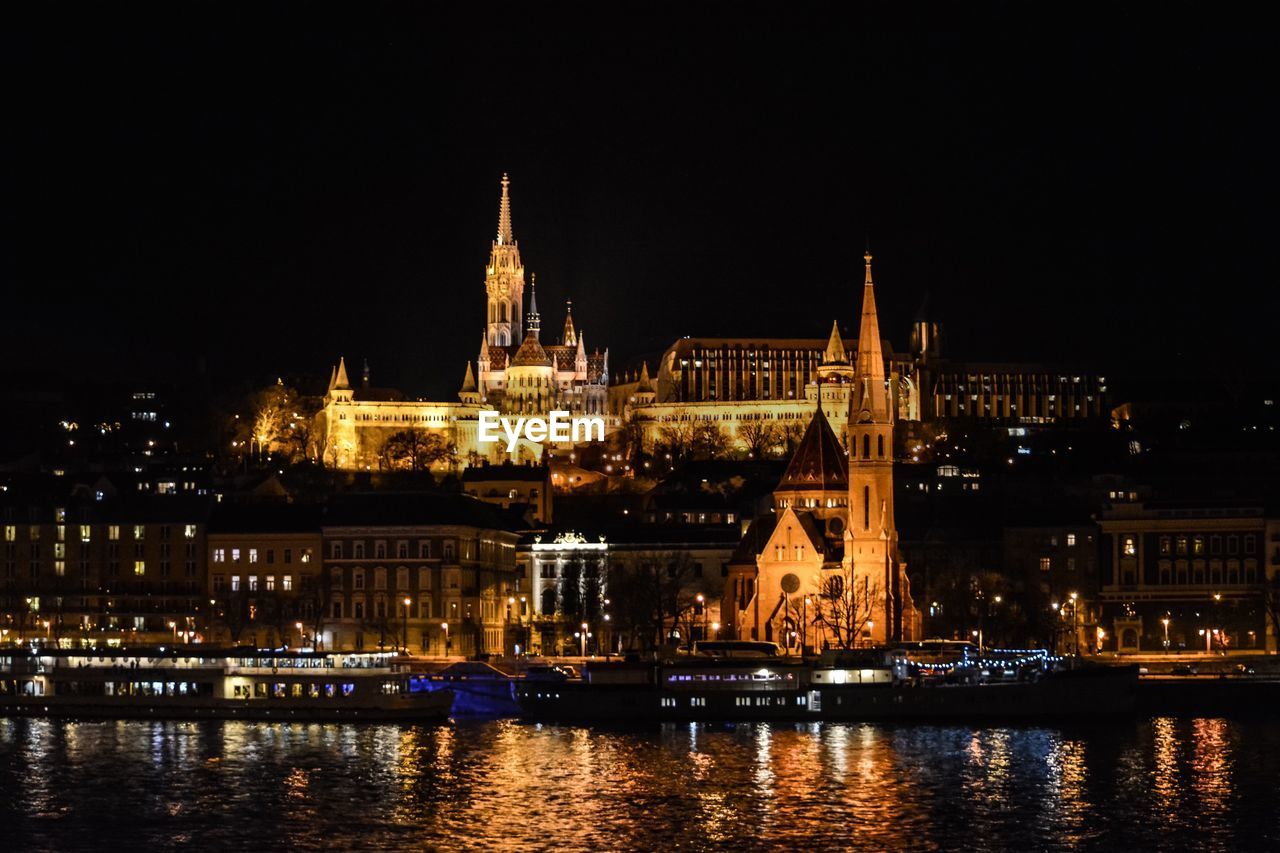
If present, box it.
[4,12,1280,853]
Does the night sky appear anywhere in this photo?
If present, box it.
[5,12,1275,399]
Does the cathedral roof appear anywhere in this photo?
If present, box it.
[548,346,577,371]
[510,334,553,368]
[776,405,848,493]
[486,346,508,371]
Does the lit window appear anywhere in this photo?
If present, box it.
[248,575,259,591]
[1122,536,1137,557]
[184,524,197,539]
[80,525,91,542]
[282,575,293,592]
[249,548,259,564]
[133,525,145,540]
[266,575,275,591]
[231,575,241,592]
[213,548,225,563]
[1066,533,1076,547]
[108,525,120,541]
[1039,557,1051,572]
[134,560,146,576]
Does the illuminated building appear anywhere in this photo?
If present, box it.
[1097,501,1269,653]
[461,462,554,524]
[617,266,1107,455]
[205,504,324,648]
[724,251,919,647]
[316,175,609,471]
[318,493,521,656]
[519,526,738,655]
[0,493,209,648]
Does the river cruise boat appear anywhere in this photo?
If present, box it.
[0,647,453,722]
[516,643,1138,723]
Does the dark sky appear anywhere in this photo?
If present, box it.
[4,12,1275,399]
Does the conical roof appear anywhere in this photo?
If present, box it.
[333,356,351,391]
[823,320,847,364]
[636,361,654,393]
[776,405,848,492]
[460,362,478,393]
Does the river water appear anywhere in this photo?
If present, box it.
[2,716,1277,851]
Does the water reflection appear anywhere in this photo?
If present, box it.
[1,716,1276,851]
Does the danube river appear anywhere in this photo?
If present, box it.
[2,717,1278,851]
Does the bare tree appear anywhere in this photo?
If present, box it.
[692,421,729,459]
[814,568,881,649]
[1264,575,1280,654]
[380,428,457,472]
[780,420,807,454]
[738,420,778,459]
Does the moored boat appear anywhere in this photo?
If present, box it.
[411,660,520,716]
[0,647,454,722]
[515,644,1138,723]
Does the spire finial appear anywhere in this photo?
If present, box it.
[496,172,514,246]
[864,244,874,286]
[526,273,541,339]
[563,298,577,347]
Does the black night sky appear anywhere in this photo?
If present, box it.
[4,11,1276,400]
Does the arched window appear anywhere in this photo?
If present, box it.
[877,434,885,458]
[863,485,870,530]
[540,586,557,616]
[862,434,870,458]
[500,302,508,322]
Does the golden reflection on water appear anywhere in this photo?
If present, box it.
[0,715,1267,850]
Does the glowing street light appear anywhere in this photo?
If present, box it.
[402,597,412,654]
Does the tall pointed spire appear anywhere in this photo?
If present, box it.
[460,361,477,393]
[496,172,514,246]
[563,299,577,346]
[823,320,847,364]
[636,361,655,394]
[526,273,541,339]
[334,356,351,391]
[854,248,888,421]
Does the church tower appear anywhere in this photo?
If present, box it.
[845,249,915,643]
[485,173,526,347]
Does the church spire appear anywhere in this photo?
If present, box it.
[334,356,351,391]
[854,248,889,422]
[563,299,577,347]
[496,172,514,246]
[526,274,541,340]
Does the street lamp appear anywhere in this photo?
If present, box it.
[403,597,412,654]
[1161,617,1170,651]
[442,621,450,657]
[1069,592,1079,656]
[296,621,304,648]
[168,620,177,644]
[581,622,589,657]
